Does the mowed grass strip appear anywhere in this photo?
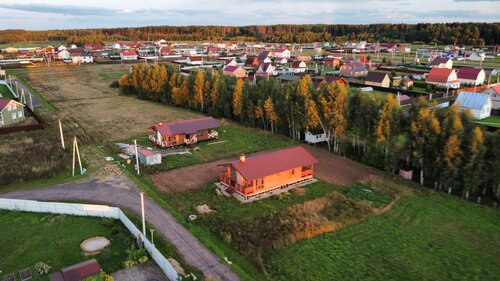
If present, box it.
[0,211,132,281]
[265,194,500,281]
[0,84,16,99]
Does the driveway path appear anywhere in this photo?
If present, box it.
[12,78,42,108]
[1,176,239,281]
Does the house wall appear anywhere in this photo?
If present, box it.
[487,89,500,110]
[0,102,25,126]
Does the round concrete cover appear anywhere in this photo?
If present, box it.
[81,236,110,253]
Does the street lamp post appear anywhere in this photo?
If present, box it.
[140,192,146,236]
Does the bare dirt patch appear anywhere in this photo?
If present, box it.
[152,145,381,194]
[302,145,381,186]
[152,160,227,193]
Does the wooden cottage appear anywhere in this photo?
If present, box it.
[149,117,220,148]
[219,146,318,199]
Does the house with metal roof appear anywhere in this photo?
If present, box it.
[364,71,390,88]
[149,117,220,148]
[457,68,485,86]
[426,68,460,89]
[454,91,492,120]
[218,146,318,200]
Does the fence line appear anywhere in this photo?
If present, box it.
[0,198,180,281]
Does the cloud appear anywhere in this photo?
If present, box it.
[0,3,121,16]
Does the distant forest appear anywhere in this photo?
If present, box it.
[0,23,499,45]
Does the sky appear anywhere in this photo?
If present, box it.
[0,0,499,30]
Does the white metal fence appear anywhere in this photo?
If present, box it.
[0,79,19,98]
[0,198,180,281]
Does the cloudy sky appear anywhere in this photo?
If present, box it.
[0,0,499,30]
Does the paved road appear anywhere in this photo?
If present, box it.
[1,176,240,281]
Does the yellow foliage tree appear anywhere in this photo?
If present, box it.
[232,79,244,119]
[264,97,279,133]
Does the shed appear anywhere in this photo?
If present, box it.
[49,259,101,281]
[138,149,162,165]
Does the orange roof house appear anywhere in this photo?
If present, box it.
[426,68,460,89]
[149,117,221,148]
[218,146,318,200]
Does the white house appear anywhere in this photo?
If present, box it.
[71,54,94,64]
[256,63,277,77]
[486,85,500,110]
[455,91,492,120]
[186,56,203,65]
[113,43,122,49]
[426,68,461,89]
[457,68,486,86]
[120,51,138,61]
[57,45,67,51]
[305,130,331,144]
[274,57,288,64]
[469,51,485,62]
[274,48,291,59]
[57,50,71,60]
[224,59,238,67]
[289,61,307,74]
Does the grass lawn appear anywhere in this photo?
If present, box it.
[97,72,126,81]
[475,115,500,128]
[265,194,500,281]
[113,121,295,174]
[0,84,16,99]
[0,211,133,281]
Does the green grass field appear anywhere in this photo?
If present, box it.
[265,194,500,281]
[0,41,65,49]
[475,115,500,128]
[0,84,16,99]
[0,211,133,281]
[97,72,126,81]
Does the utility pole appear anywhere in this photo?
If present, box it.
[58,119,65,150]
[141,192,146,236]
[72,137,83,176]
[134,139,140,175]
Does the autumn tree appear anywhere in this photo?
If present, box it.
[376,94,399,170]
[232,79,244,120]
[411,107,441,185]
[320,81,348,153]
[193,70,205,111]
[264,96,279,133]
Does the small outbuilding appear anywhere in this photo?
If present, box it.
[49,259,101,281]
[137,149,162,166]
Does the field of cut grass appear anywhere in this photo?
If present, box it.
[475,115,500,128]
[265,194,500,281]
[0,211,132,281]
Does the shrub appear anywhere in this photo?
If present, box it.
[34,261,52,275]
[123,244,149,268]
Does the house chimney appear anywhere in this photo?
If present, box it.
[239,154,246,162]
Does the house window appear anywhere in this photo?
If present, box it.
[18,111,22,118]
[302,165,312,172]
[291,169,295,175]
[7,105,11,111]
[12,104,17,110]
[11,112,16,119]
[197,130,203,136]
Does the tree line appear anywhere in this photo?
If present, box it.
[118,63,500,204]
[1,23,498,45]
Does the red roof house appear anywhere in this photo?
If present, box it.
[426,68,460,88]
[218,146,318,200]
[223,65,248,78]
[457,67,486,86]
[149,117,221,148]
